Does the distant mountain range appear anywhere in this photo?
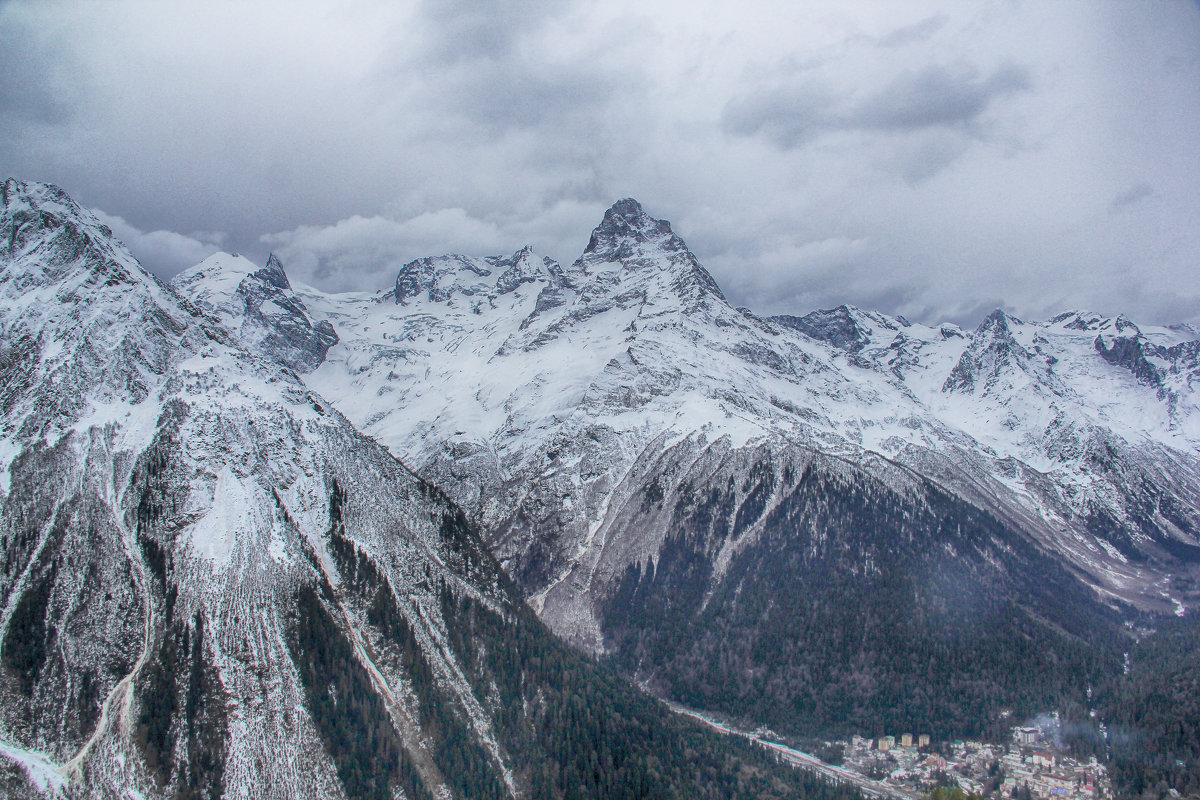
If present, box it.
[173,195,1200,743]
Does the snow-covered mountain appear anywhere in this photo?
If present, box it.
[0,180,829,799]
[181,198,1200,739]
[171,251,337,373]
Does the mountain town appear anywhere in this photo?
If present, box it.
[835,724,1112,800]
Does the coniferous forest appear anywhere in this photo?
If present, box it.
[1058,612,1200,800]
[602,459,1127,741]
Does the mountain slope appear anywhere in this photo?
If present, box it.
[179,197,1200,742]
[0,179,851,800]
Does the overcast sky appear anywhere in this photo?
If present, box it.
[2,0,1198,328]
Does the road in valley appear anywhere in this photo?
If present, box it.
[666,702,920,800]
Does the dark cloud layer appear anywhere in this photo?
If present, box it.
[1109,182,1155,213]
[853,62,1030,131]
[876,14,948,48]
[1,0,1197,328]
[415,0,564,64]
[0,42,67,124]
[723,62,1030,148]
[0,9,80,129]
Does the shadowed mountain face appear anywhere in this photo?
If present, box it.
[180,196,1200,746]
[597,441,1125,739]
[0,180,853,800]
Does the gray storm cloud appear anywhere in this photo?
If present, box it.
[0,0,1197,328]
[722,61,1031,147]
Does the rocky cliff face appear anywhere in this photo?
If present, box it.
[770,304,896,354]
[389,246,564,307]
[0,180,828,800]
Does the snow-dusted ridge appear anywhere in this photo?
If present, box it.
[0,177,511,797]
[5,178,1190,779]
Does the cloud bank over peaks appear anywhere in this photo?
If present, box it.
[2,0,1196,329]
[260,199,611,294]
[92,210,226,277]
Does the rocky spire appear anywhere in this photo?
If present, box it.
[581,198,685,260]
[574,198,727,309]
[943,309,1032,393]
[254,253,292,290]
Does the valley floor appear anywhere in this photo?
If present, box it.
[671,704,1112,800]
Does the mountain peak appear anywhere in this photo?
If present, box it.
[171,251,338,373]
[257,252,292,290]
[171,252,261,306]
[944,308,1033,393]
[1048,310,1107,331]
[977,308,1022,333]
[604,197,650,224]
[571,199,728,312]
[3,177,77,217]
[1,178,150,295]
[1,180,204,429]
[582,198,681,259]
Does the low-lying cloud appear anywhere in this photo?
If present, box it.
[93,210,224,279]
[262,209,510,293]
